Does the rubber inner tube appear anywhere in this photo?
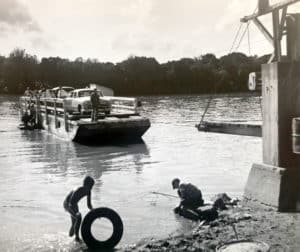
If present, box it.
[81,207,123,250]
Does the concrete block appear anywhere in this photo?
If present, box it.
[262,62,300,168]
[244,163,300,212]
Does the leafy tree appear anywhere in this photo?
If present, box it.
[0,49,267,95]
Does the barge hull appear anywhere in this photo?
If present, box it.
[74,117,151,143]
[40,114,150,143]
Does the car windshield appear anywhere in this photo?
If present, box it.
[78,91,92,97]
[63,87,74,92]
[78,90,103,97]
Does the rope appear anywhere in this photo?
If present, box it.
[247,22,251,55]
[198,95,213,126]
[235,21,250,52]
[234,5,257,53]
[197,5,257,128]
[229,23,244,53]
[150,191,178,198]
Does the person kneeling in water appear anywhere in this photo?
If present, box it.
[64,176,94,242]
[172,178,204,213]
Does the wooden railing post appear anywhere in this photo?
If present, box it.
[133,98,138,114]
[35,96,41,127]
[44,99,49,125]
[63,100,69,132]
[54,99,57,128]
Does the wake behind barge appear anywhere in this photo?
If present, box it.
[20,96,150,143]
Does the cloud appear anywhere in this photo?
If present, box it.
[31,36,52,50]
[0,0,40,32]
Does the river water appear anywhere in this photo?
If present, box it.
[0,94,262,251]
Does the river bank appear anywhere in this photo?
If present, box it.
[124,202,300,251]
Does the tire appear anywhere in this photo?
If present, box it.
[81,207,123,250]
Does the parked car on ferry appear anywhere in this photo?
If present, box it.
[64,88,111,115]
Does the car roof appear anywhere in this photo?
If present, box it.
[52,86,74,91]
[72,88,94,92]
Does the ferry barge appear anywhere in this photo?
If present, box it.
[19,89,150,143]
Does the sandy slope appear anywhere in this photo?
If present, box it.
[124,203,300,252]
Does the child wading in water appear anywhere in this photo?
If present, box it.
[64,176,95,242]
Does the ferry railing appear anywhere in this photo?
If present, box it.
[20,96,69,131]
[21,96,139,114]
[20,95,139,130]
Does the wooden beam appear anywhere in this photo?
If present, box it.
[273,9,282,61]
[268,52,275,63]
[253,17,274,45]
[279,7,288,40]
[241,0,300,22]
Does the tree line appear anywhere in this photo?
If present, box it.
[0,48,268,96]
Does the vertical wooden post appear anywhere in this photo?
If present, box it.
[54,99,57,128]
[63,100,69,132]
[133,98,138,114]
[272,9,282,61]
[287,13,300,61]
[35,96,41,127]
[20,98,24,117]
[45,99,49,125]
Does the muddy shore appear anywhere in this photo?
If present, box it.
[123,202,300,251]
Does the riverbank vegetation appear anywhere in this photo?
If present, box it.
[0,48,268,96]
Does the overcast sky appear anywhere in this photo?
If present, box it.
[1,0,300,63]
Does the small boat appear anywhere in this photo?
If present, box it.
[20,87,150,144]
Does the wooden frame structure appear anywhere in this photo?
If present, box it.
[241,0,300,62]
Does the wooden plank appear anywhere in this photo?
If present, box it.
[241,0,300,22]
[279,7,288,40]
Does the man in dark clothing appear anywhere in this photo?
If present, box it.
[172,178,204,212]
[63,176,94,242]
[90,89,100,122]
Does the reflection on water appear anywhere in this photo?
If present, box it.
[0,94,262,251]
[20,130,149,178]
